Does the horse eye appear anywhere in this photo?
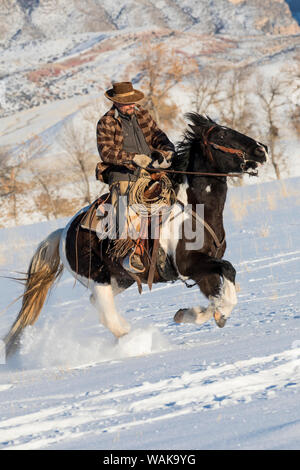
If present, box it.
[219,132,225,139]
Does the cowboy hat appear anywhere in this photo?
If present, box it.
[104,81,144,104]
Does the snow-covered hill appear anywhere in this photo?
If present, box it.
[1,1,299,187]
[0,176,299,449]
[0,0,299,120]
[0,0,298,46]
[0,0,298,133]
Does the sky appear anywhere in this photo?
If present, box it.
[286,0,300,23]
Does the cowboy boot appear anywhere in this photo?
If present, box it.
[122,239,146,273]
[130,251,146,273]
[123,249,145,273]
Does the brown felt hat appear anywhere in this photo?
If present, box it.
[105,81,144,104]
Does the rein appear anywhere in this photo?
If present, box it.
[202,124,246,166]
[146,167,244,178]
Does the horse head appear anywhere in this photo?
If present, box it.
[177,113,268,177]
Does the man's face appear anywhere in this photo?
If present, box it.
[115,103,135,116]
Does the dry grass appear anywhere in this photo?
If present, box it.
[0,251,6,265]
[259,224,270,238]
[266,192,277,211]
[229,197,248,221]
[279,181,289,199]
[230,180,298,224]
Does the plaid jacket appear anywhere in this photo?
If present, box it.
[96,104,175,182]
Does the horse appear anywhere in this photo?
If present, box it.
[3,113,268,357]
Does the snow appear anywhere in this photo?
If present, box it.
[0,176,299,449]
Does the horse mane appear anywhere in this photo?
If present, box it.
[185,112,216,130]
[173,113,217,175]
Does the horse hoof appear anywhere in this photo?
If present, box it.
[174,309,187,323]
[214,311,227,328]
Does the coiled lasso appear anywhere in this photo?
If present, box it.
[128,170,176,216]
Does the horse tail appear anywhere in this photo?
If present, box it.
[3,228,64,358]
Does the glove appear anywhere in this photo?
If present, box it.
[133,154,153,168]
[151,150,173,169]
[160,150,174,161]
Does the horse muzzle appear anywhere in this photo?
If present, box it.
[243,144,268,174]
[252,144,268,165]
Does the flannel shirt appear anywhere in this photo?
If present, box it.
[96,104,175,182]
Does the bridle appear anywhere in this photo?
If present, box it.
[147,124,257,178]
[130,123,258,178]
[200,124,248,173]
[149,124,258,178]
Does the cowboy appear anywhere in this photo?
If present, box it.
[96,81,175,272]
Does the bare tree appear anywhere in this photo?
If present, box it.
[135,40,197,127]
[254,73,289,180]
[0,131,93,225]
[284,57,300,137]
[190,66,225,115]
[291,103,300,137]
[217,68,255,135]
[0,148,25,224]
[60,118,97,205]
[27,164,59,220]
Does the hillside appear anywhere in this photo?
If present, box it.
[0,0,299,229]
[0,0,298,46]
[0,0,299,119]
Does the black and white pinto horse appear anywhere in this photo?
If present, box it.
[4,114,268,357]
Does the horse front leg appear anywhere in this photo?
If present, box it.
[90,282,131,338]
[175,254,237,328]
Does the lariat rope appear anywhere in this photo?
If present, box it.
[128,170,176,214]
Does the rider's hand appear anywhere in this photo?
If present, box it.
[133,154,153,168]
[151,150,173,169]
[160,150,174,161]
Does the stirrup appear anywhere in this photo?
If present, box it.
[123,251,145,273]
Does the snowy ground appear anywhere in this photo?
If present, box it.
[0,176,299,450]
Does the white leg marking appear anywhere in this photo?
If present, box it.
[110,276,126,296]
[92,283,130,338]
[159,178,189,277]
[174,279,237,327]
[174,304,214,325]
[213,278,237,319]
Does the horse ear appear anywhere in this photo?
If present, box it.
[260,142,268,153]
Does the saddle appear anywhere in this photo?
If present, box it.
[80,193,111,233]
[80,173,177,290]
[79,178,164,234]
